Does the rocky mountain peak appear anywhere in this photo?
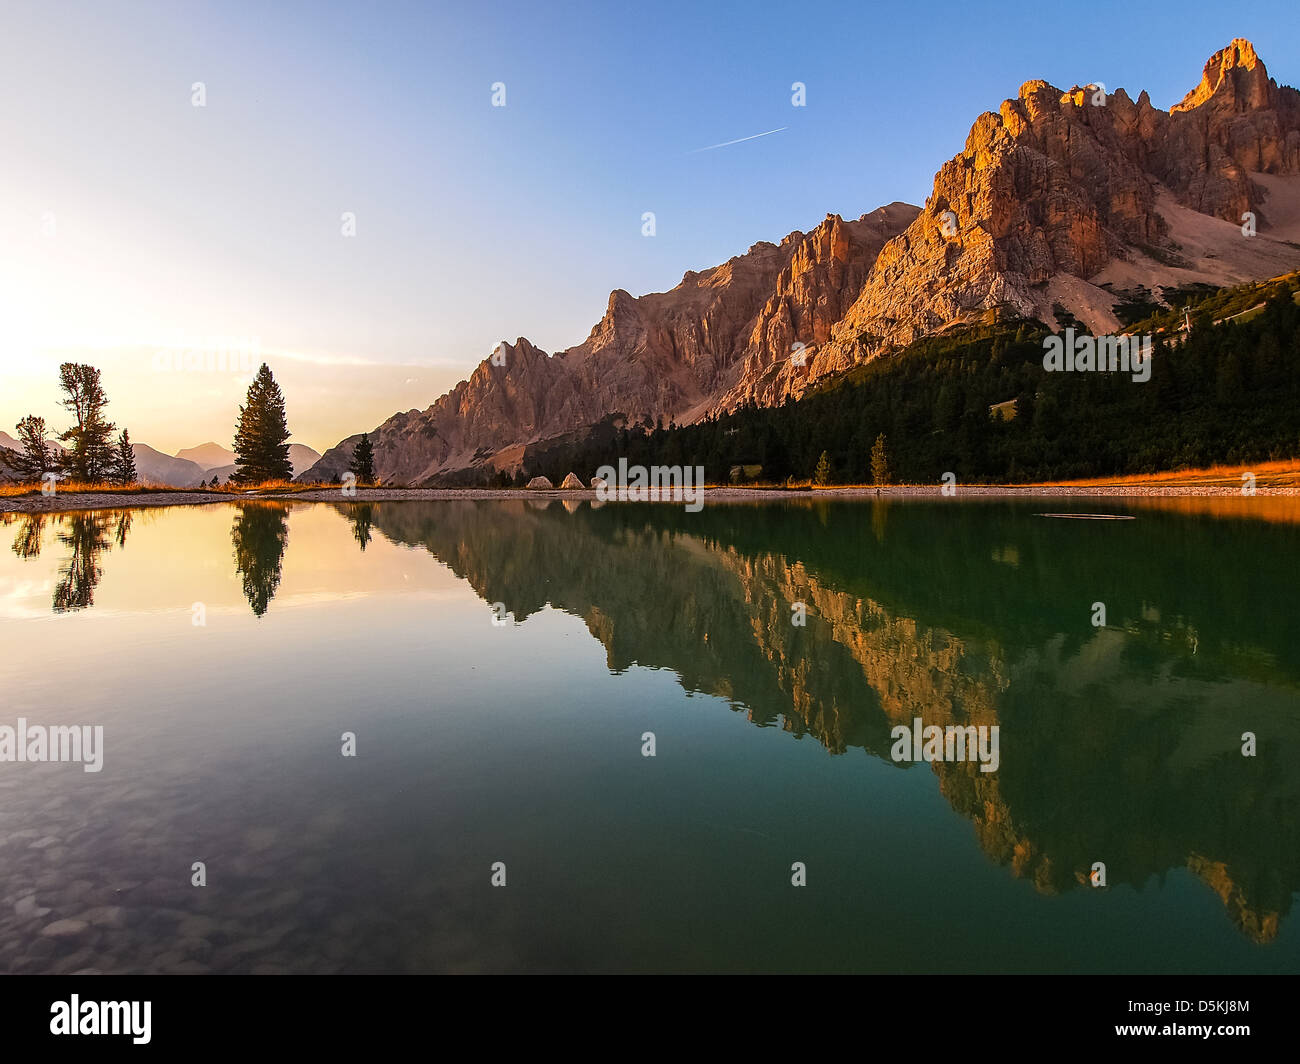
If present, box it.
[303,40,1300,485]
[818,39,1300,362]
[1173,38,1270,113]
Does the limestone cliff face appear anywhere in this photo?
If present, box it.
[706,204,918,412]
[305,207,917,484]
[558,235,793,419]
[826,86,1158,351]
[307,338,584,485]
[821,38,1300,364]
[1161,39,1300,218]
[305,39,1300,482]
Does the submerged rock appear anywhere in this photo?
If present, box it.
[14,894,51,922]
[40,918,89,938]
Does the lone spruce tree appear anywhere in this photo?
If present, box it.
[232,364,293,484]
[112,429,137,485]
[349,433,376,485]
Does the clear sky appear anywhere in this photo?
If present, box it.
[2,0,1297,454]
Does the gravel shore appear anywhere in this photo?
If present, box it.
[2,483,1294,514]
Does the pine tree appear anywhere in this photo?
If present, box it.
[349,433,376,485]
[112,429,137,485]
[231,364,293,484]
[56,363,116,481]
[870,433,891,486]
[11,416,57,482]
[813,450,832,486]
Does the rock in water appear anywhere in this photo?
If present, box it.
[40,919,89,938]
[526,476,554,490]
[559,472,585,489]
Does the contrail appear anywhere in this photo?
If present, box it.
[689,127,787,153]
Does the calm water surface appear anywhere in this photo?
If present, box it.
[1,497,1298,973]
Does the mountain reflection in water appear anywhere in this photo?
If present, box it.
[3,496,1298,964]
[356,498,1300,944]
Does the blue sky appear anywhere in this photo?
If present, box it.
[2,0,1297,451]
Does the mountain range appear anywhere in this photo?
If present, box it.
[171,443,323,485]
[0,433,320,487]
[303,38,1300,486]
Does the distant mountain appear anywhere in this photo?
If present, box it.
[0,429,63,483]
[304,38,1300,486]
[199,443,322,484]
[200,464,234,484]
[0,430,66,455]
[1,432,257,487]
[132,444,206,487]
[0,433,19,481]
[175,442,235,470]
[289,443,322,477]
[303,206,917,483]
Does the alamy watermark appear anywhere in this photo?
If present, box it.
[0,718,103,772]
[152,336,260,374]
[50,996,150,1044]
[890,717,999,773]
[594,459,705,512]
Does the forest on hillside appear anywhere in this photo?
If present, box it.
[509,274,1300,487]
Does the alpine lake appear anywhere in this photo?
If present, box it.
[1,495,1298,973]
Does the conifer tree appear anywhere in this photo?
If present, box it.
[870,433,891,486]
[10,416,57,482]
[813,450,832,486]
[56,363,116,481]
[349,433,376,485]
[112,429,137,485]
[231,364,293,483]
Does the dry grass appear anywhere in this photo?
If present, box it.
[0,478,344,498]
[744,460,1300,491]
[0,480,171,498]
[200,479,343,494]
[1034,460,1300,489]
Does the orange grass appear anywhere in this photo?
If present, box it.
[1033,459,1300,489]
[0,478,343,497]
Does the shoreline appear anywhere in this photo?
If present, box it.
[2,483,1295,514]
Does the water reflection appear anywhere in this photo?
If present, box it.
[10,512,48,560]
[231,504,290,617]
[349,503,374,552]
[356,499,1300,943]
[6,511,134,610]
[5,497,1299,947]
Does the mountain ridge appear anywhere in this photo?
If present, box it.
[0,434,321,486]
[301,38,1300,486]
